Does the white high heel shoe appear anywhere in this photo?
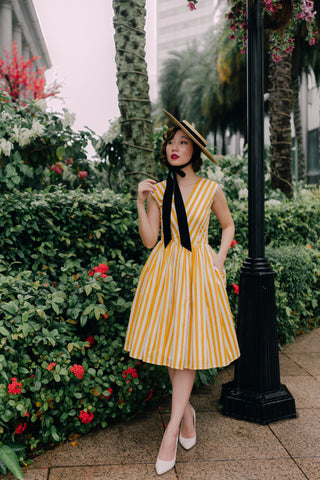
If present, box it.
[179,406,196,450]
[155,435,178,475]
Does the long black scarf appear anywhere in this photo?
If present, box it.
[162,160,192,252]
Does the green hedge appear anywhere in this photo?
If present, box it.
[0,188,146,278]
[0,185,320,472]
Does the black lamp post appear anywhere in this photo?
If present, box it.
[220,0,296,424]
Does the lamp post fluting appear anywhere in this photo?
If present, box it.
[220,0,296,424]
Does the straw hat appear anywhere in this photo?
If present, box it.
[162,109,217,165]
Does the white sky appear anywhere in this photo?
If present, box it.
[32,0,157,138]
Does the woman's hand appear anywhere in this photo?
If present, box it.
[137,179,157,205]
[213,253,225,274]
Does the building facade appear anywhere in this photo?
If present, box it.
[0,0,50,68]
[156,0,225,81]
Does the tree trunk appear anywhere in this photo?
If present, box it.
[292,76,305,181]
[112,0,156,188]
[269,46,294,198]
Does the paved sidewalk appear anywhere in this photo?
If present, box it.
[3,327,320,480]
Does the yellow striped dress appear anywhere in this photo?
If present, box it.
[124,177,240,370]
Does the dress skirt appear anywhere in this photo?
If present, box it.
[124,177,240,370]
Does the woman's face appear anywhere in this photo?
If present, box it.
[166,129,193,167]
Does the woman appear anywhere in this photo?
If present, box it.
[124,110,240,475]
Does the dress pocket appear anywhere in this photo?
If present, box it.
[213,265,227,287]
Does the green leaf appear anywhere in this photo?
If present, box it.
[0,326,9,336]
[56,146,65,160]
[85,285,92,296]
[0,445,24,480]
[83,304,94,316]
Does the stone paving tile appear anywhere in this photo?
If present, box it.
[281,375,320,408]
[50,411,163,467]
[295,457,320,480]
[171,412,289,463]
[1,469,48,480]
[270,408,320,458]
[175,459,307,480]
[279,352,310,376]
[284,352,320,377]
[49,464,176,480]
[282,329,320,354]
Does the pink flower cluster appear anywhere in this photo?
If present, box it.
[8,377,22,395]
[296,0,316,22]
[70,364,84,379]
[78,171,88,180]
[264,0,282,14]
[79,409,94,424]
[88,263,109,278]
[187,1,197,11]
[50,162,63,175]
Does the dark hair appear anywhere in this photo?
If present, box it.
[159,126,203,172]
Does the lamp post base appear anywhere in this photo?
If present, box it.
[220,257,296,424]
[220,381,296,425]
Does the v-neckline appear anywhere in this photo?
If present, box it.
[176,177,202,208]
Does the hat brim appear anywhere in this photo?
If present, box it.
[162,109,217,165]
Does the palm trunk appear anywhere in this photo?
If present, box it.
[112,0,156,188]
[269,45,294,198]
[292,76,305,181]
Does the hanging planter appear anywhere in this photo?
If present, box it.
[224,0,319,61]
[264,0,293,30]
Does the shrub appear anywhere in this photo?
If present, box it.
[0,94,96,192]
[266,244,320,343]
[0,260,170,464]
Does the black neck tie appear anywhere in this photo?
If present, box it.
[162,161,192,252]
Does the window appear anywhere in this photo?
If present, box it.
[307,129,320,185]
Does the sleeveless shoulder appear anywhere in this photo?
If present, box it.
[197,177,219,204]
[151,180,166,207]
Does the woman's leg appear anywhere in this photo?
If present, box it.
[158,368,196,461]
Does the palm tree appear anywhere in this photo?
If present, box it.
[112,0,156,185]
[159,26,246,153]
[268,46,294,197]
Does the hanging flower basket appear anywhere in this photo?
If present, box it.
[224,0,319,61]
[264,0,293,30]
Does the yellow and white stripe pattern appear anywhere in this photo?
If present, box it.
[124,177,240,370]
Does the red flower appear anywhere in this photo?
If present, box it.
[78,171,88,180]
[8,378,22,395]
[88,263,109,278]
[79,409,94,424]
[47,362,56,371]
[86,335,95,347]
[144,389,153,402]
[52,282,57,287]
[70,364,84,379]
[232,283,240,295]
[106,387,113,398]
[122,367,138,383]
[230,239,238,248]
[15,423,27,435]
